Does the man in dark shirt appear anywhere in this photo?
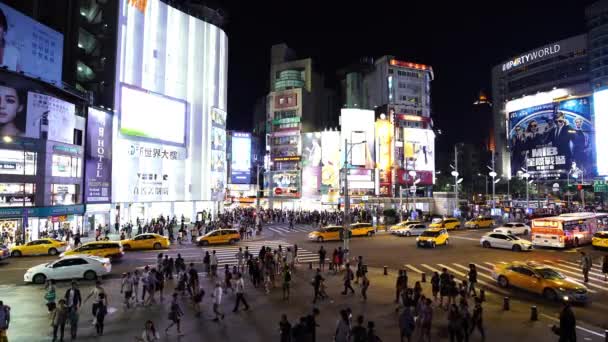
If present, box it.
[351,315,367,342]
[312,269,324,304]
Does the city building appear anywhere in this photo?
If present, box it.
[587,0,608,91]
[265,44,337,207]
[491,34,589,180]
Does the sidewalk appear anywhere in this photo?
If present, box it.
[2,262,604,341]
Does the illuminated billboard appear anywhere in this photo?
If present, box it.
[26,92,77,144]
[119,84,187,145]
[0,3,64,84]
[85,108,113,203]
[271,171,300,198]
[230,132,251,184]
[594,90,608,176]
[321,131,340,195]
[115,0,228,202]
[508,96,594,179]
[401,128,435,185]
[302,132,322,167]
[340,109,375,168]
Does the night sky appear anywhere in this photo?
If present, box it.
[222,0,595,147]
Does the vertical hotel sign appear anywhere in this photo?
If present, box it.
[85,108,113,203]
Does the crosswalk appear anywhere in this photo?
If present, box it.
[264,223,316,235]
[403,259,608,296]
[138,240,320,267]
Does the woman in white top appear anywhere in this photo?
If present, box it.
[137,320,160,342]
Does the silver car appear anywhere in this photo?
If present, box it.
[394,224,427,237]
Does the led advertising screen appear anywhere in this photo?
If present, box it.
[401,128,435,185]
[340,109,375,168]
[85,108,113,203]
[26,92,76,144]
[0,3,63,84]
[271,171,300,198]
[594,90,608,176]
[230,132,251,184]
[115,0,228,201]
[210,108,227,200]
[321,131,340,196]
[302,132,322,167]
[508,96,594,179]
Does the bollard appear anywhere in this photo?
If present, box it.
[383,266,388,275]
[479,289,485,302]
[309,262,312,270]
[421,273,426,283]
[503,297,510,311]
[530,306,538,321]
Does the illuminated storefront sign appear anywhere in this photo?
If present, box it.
[272,117,300,125]
[502,44,561,72]
[273,156,301,162]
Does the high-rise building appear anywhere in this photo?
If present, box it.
[587,0,608,90]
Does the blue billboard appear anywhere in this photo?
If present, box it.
[508,96,594,179]
[230,132,252,184]
[0,3,63,84]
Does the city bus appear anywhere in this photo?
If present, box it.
[531,212,608,248]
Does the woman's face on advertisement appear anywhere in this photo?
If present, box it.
[0,85,22,124]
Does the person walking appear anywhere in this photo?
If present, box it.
[233,272,250,312]
[602,255,608,282]
[44,279,57,313]
[203,251,211,275]
[212,282,225,322]
[312,269,324,304]
[84,280,107,321]
[351,315,367,342]
[399,306,415,342]
[121,272,135,308]
[95,293,108,336]
[360,271,370,301]
[282,265,292,301]
[554,301,576,342]
[165,293,184,336]
[51,299,68,342]
[137,320,160,341]
[236,247,245,274]
[63,281,81,340]
[0,301,10,342]
[580,251,592,283]
[193,286,205,318]
[470,297,485,340]
[187,263,199,297]
[439,268,451,308]
[355,256,364,284]
[341,263,355,295]
[210,250,219,277]
[430,271,440,300]
[334,309,350,342]
[395,270,406,303]
[279,314,292,342]
[318,246,326,271]
[419,298,433,342]
[467,264,478,297]
[366,321,381,342]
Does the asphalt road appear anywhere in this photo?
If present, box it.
[1,224,607,334]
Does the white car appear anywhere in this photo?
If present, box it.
[493,222,530,235]
[480,232,533,252]
[394,224,427,237]
[24,255,112,284]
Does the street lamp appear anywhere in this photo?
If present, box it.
[2,136,13,143]
[522,172,530,212]
[477,173,488,201]
[342,138,367,263]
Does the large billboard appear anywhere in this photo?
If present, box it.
[0,3,63,84]
[594,90,608,176]
[508,96,594,179]
[340,109,375,168]
[400,128,435,185]
[26,92,76,144]
[302,132,322,198]
[270,171,300,198]
[230,132,251,184]
[321,131,340,196]
[84,108,113,203]
[115,0,228,202]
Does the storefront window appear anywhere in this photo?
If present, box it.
[52,154,82,178]
[0,150,37,175]
[51,184,80,205]
[0,183,35,207]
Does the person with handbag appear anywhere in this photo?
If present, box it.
[165,293,184,335]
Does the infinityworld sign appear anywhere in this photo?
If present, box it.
[502,44,561,72]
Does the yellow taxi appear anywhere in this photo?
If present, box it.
[121,233,170,251]
[61,241,124,260]
[9,239,68,257]
[389,220,422,232]
[416,228,449,248]
[592,231,608,249]
[197,229,241,246]
[308,225,344,242]
[350,223,376,237]
[465,216,495,229]
[428,217,460,230]
[492,261,588,302]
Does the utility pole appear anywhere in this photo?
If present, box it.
[491,151,496,209]
[255,165,262,212]
[343,139,350,261]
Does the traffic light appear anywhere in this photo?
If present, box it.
[577,184,583,191]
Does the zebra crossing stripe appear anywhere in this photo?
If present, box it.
[451,263,496,282]
[558,260,606,277]
[546,260,606,279]
[437,263,506,295]
[404,264,424,274]
[420,264,441,273]
[471,263,494,273]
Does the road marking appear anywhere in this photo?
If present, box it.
[472,263,494,273]
[420,264,441,273]
[437,263,507,295]
[545,260,606,279]
[540,314,604,338]
[404,264,424,274]
[449,236,480,242]
[452,263,496,282]
[558,260,606,277]
[0,267,29,271]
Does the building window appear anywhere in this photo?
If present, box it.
[0,150,37,175]
[0,183,35,207]
[51,184,80,205]
[52,154,82,178]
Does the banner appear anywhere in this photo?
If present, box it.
[508,96,594,178]
[85,108,113,203]
[210,108,227,200]
[321,131,340,195]
[0,3,64,84]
